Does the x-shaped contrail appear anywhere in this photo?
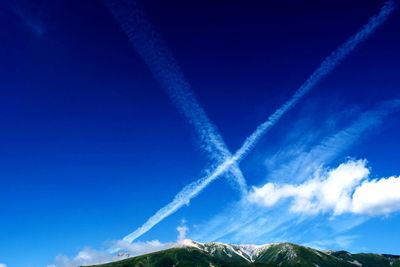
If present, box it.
[105,0,396,247]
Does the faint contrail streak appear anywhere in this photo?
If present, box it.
[115,1,396,245]
[105,0,247,194]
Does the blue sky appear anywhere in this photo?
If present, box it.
[0,1,400,266]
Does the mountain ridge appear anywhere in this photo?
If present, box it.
[86,240,400,267]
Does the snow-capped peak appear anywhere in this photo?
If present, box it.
[178,240,275,262]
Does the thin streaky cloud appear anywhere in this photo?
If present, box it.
[266,99,400,184]
[104,0,247,194]
[110,0,396,245]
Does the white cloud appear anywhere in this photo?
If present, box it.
[0,263,7,267]
[48,224,190,267]
[248,159,400,216]
[352,176,400,215]
[176,218,189,242]
[177,225,189,242]
[48,240,175,267]
[47,247,118,267]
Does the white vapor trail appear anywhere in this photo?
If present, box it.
[104,0,247,194]
[116,1,396,245]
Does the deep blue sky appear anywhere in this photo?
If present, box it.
[0,1,400,266]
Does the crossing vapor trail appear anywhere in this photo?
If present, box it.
[105,0,247,194]
[110,0,396,245]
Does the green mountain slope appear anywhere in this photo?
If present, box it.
[87,247,254,267]
[86,241,400,267]
[330,250,400,267]
[254,243,355,267]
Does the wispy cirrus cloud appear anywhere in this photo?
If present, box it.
[302,235,359,251]
[264,99,400,184]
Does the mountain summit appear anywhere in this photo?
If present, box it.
[87,240,400,267]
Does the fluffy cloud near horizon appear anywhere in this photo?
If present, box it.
[48,240,175,267]
[248,159,400,216]
[47,247,119,267]
[48,223,190,267]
